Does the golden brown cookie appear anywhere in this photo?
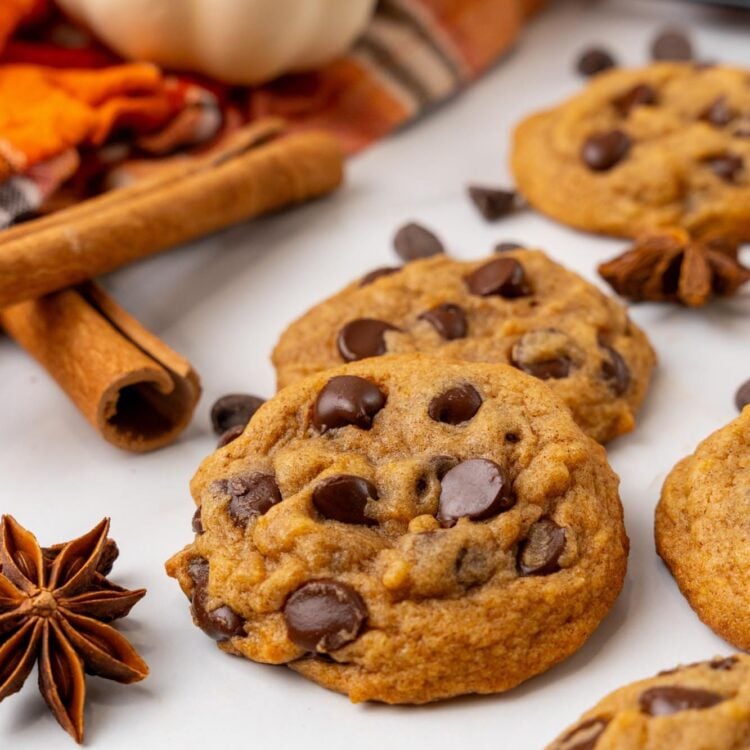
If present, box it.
[656,408,750,649]
[272,250,655,444]
[512,63,750,238]
[166,355,628,704]
[546,655,750,749]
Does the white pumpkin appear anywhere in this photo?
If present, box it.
[56,0,376,85]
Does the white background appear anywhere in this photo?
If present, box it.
[1,0,749,746]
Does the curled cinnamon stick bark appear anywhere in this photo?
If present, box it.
[0,118,344,308]
[0,282,201,452]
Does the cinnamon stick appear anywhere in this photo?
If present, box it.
[0,118,343,308]
[0,282,200,452]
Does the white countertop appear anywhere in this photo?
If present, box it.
[2,0,749,747]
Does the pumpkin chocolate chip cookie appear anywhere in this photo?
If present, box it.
[166,355,628,704]
[272,250,655,444]
[512,63,750,238]
[656,408,750,650]
[547,655,750,749]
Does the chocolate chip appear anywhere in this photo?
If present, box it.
[465,257,531,298]
[652,28,693,61]
[639,686,724,716]
[614,84,657,116]
[312,375,386,431]
[428,384,482,425]
[710,656,738,671]
[437,459,514,525]
[226,474,282,527]
[313,475,378,525]
[577,47,616,77]
[210,394,265,436]
[454,546,494,588]
[706,154,744,183]
[557,717,609,750]
[393,222,444,262]
[518,518,566,576]
[702,96,735,127]
[581,130,631,171]
[599,340,631,395]
[217,424,244,448]
[192,507,204,535]
[495,241,524,253]
[735,379,750,412]
[188,558,245,641]
[284,580,367,652]
[359,266,401,287]
[467,186,516,221]
[511,329,576,380]
[337,318,400,361]
[419,303,468,340]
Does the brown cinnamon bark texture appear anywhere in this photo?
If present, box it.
[0,118,344,308]
[0,282,201,452]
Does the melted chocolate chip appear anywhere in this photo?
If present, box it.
[337,318,400,361]
[419,303,468,340]
[437,459,514,525]
[393,222,444,262]
[454,546,494,588]
[188,558,245,641]
[359,266,401,287]
[599,340,631,395]
[614,84,657,116]
[577,47,616,77]
[710,656,738,671]
[702,96,735,127]
[518,518,566,576]
[313,475,378,525]
[511,329,576,380]
[652,28,693,61]
[226,474,282,527]
[284,580,367,652]
[210,394,265,435]
[312,375,386,431]
[428,384,482,425]
[581,130,631,171]
[706,154,744,183]
[495,241,524,253]
[557,717,610,750]
[192,507,204,535]
[735,379,750,412]
[217,424,244,448]
[467,186,516,221]
[639,686,724,716]
[465,257,531,298]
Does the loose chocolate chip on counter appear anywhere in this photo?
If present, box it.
[313,475,378,525]
[557,717,610,750]
[736,379,750,412]
[495,241,524,253]
[639,686,724,716]
[312,375,387,432]
[226,474,282,527]
[577,47,616,77]
[702,96,735,127]
[419,303,468,340]
[188,557,245,641]
[284,580,367,652]
[437,459,514,525]
[217,423,245,448]
[428,384,482,425]
[467,185,517,221]
[192,507,204,535]
[211,394,266,436]
[465,257,531,298]
[581,130,631,171]
[599,340,631,395]
[337,318,400,362]
[706,154,744,183]
[511,329,576,380]
[359,266,401,287]
[613,84,657,117]
[393,222,445,262]
[518,518,566,576]
[651,28,693,61]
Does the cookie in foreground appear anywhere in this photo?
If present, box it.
[547,655,750,749]
[272,250,655,444]
[512,63,750,238]
[656,408,750,649]
[166,355,628,704]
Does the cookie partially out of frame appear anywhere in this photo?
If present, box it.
[656,408,750,650]
[547,655,750,749]
[272,250,655,444]
[512,63,750,238]
[166,355,628,704]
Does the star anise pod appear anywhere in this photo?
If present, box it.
[0,516,148,743]
[598,230,750,307]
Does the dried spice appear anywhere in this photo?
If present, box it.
[0,516,148,743]
[598,230,750,307]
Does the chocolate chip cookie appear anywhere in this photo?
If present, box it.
[547,655,750,749]
[512,63,750,238]
[166,355,628,704]
[272,250,655,444]
[656,409,750,650]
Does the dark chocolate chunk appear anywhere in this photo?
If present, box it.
[465,257,531,298]
[226,474,282,527]
[210,394,265,436]
[467,185,516,221]
[312,375,386,431]
[419,303,468,340]
[393,222,445,262]
[359,266,401,287]
[337,318,400,361]
[518,518,566,576]
[735,379,750,412]
[639,685,724,716]
[217,424,244,448]
[437,459,514,525]
[581,130,631,171]
[702,96,735,127]
[577,47,616,77]
[313,475,378,525]
[706,154,744,183]
[188,558,245,641]
[192,507,204,535]
[614,84,657,116]
[495,241,524,253]
[511,329,576,380]
[428,384,482,425]
[284,580,367,652]
[557,717,610,750]
[599,340,631,395]
[652,28,693,61]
